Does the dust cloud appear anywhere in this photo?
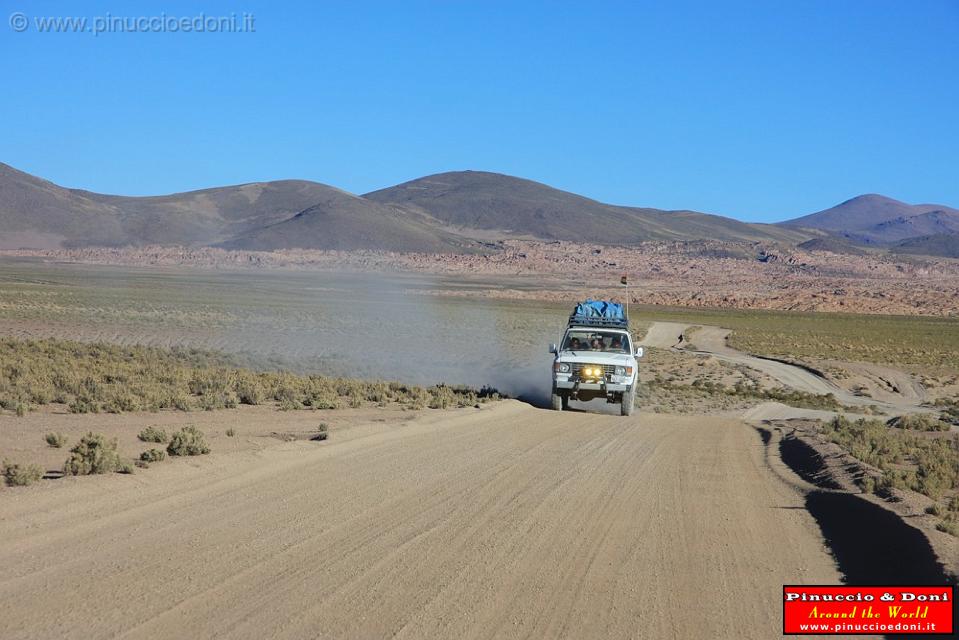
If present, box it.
[225,271,560,407]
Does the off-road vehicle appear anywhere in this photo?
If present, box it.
[549,300,643,416]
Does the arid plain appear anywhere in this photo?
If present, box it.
[1,255,957,639]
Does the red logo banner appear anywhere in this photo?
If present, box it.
[783,585,954,635]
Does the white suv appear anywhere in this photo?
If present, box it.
[549,319,643,416]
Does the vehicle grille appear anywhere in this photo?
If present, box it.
[571,363,616,379]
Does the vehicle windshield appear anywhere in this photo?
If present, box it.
[563,331,630,352]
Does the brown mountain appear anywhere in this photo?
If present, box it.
[782,194,959,245]
[364,171,808,244]
[860,210,959,244]
[217,189,478,252]
[9,161,958,255]
[0,162,344,249]
[796,236,868,256]
[891,234,959,258]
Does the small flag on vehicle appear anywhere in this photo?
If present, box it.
[620,274,628,285]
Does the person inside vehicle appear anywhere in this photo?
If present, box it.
[609,336,623,352]
[568,337,583,350]
[590,337,604,350]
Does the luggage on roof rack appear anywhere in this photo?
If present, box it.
[567,299,628,329]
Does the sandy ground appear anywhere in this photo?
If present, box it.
[0,401,855,640]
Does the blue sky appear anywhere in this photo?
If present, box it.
[1,1,957,222]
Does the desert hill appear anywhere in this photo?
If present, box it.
[891,233,959,258]
[2,161,956,255]
[782,194,959,245]
[218,190,478,252]
[0,162,340,249]
[364,171,807,244]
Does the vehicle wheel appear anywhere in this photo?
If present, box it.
[620,387,635,417]
[551,390,567,411]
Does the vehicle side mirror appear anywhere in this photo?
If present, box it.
[549,343,558,354]
[635,347,644,358]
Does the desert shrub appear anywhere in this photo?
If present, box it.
[821,416,958,501]
[139,448,166,463]
[138,426,168,443]
[116,461,135,474]
[312,423,329,441]
[28,385,55,405]
[348,392,363,408]
[428,385,456,409]
[426,384,482,409]
[0,338,498,415]
[2,460,44,486]
[405,387,429,410]
[278,398,301,411]
[934,397,959,425]
[103,390,140,414]
[63,432,121,475]
[234,372,266,405]
[170,394,192,411]
[888,413,951,432]
[654,376,843,411]
[478,385,501,400]
[44,432,68,448]
[225,427,236,437]
[271,376,303,404]
[69,395,99,414]
[198,391,236,411]
[167,425,210,456]
[188,368,232,396]
[916,447,956,499]
[306,391,339,410]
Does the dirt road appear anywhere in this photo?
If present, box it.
[640,322,926,418]
[640,322,852,399]
[0,401,846,640]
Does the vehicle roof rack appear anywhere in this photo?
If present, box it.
[567,314,629,329]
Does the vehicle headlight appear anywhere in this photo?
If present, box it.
[614,366,626,376]
[554,362,570,373]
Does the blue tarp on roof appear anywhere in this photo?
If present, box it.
[573,299,624,320]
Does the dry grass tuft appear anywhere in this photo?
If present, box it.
[2,460,44,486]
[44,432,68,448]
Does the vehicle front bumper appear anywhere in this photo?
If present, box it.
[554,378,631,393]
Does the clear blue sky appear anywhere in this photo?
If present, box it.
[2,0,957,222]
